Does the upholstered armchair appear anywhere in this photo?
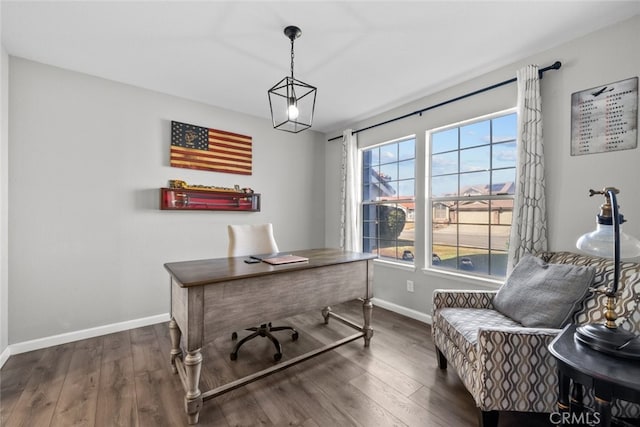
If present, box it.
[432,251,640,427]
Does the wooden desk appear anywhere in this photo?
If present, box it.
[164,248,375,424]
[548,324,640,427]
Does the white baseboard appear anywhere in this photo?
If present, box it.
[0,345,10,368]
[371,297,432,325]
[7,312,170,357]
[0,300,430,368]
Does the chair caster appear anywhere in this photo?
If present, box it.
[231,332,238,340]
[230,352,238,361]
[292,332,299,341]
[273,352,282,362]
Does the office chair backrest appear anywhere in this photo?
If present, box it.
[228,223,279,257]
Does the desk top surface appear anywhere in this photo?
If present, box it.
[164,248,375,287]
[549,324,640,392]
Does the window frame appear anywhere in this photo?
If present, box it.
[361,134,417,265]
[425,108,517,280]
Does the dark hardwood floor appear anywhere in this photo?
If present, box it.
[1,301,553,426]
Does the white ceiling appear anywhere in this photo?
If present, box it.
[2,1,639,134]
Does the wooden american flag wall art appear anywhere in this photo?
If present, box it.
[170,121,252,175]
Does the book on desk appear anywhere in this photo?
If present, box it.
[250,253,309,265]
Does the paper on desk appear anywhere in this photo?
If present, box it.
[261,254,309,265]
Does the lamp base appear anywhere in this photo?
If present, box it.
[575,324,640,359]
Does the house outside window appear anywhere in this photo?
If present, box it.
[362,136,415,263]
[428,111,516,278]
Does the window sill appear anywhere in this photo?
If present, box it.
[421,267,503,290]
[373,258,416,272]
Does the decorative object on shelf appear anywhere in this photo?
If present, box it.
[170,121,252,175]
[168,179,253,194]
[570,77,638,156]
[575,187,640,359]
[267,25,317,133]
[161,181,259,212]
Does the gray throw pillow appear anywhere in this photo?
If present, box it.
[493,254,595,328]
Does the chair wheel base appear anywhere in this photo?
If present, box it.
[230,324,298,362]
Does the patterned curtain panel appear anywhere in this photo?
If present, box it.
[507,65,548,273]
[339,129,361,251]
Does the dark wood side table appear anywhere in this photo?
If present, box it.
[548,324,640,426]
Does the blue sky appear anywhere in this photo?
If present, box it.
[364,138,415,200]
[431,113,517,197]
[363,112,517,200]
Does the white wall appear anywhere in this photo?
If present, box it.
[8,58,326,344]
[325,16,640,320]
[5,15,639,351]
[1,13,10,359]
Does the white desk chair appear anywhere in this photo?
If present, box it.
[227,224,299,361]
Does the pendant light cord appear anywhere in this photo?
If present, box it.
[290,38,295,80]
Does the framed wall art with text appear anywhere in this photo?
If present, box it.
[570,77,638,156]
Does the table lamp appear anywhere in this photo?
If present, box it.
[575,187,640,359]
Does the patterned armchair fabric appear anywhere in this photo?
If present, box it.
[432,251,640,424]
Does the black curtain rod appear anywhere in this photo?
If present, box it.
[327,61,562,142]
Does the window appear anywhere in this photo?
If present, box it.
[362,137,415,263]
[428,111,516,278]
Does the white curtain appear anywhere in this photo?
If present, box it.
[339,129,361,251]
[507,65,548,273]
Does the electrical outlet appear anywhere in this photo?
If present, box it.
[406,280,414,293]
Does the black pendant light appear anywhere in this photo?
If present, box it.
[268,26,317,133]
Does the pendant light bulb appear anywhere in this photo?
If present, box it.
[287,97,299,120]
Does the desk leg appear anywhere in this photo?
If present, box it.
[321,306,331,324]
[169,318,182,374]
[184,349,203,425]
[557,370,570,414]
[362,299,374,347]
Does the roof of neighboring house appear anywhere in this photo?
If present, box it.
[434,199,513,211]
[460,182,515,196]
[370,168,395,197]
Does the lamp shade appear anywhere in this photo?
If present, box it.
[577,223,640,259]
[268,76,317,133]
[267,25,317,133]
[574,187,640,359]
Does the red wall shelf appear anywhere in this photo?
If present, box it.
[160,188,260,212]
